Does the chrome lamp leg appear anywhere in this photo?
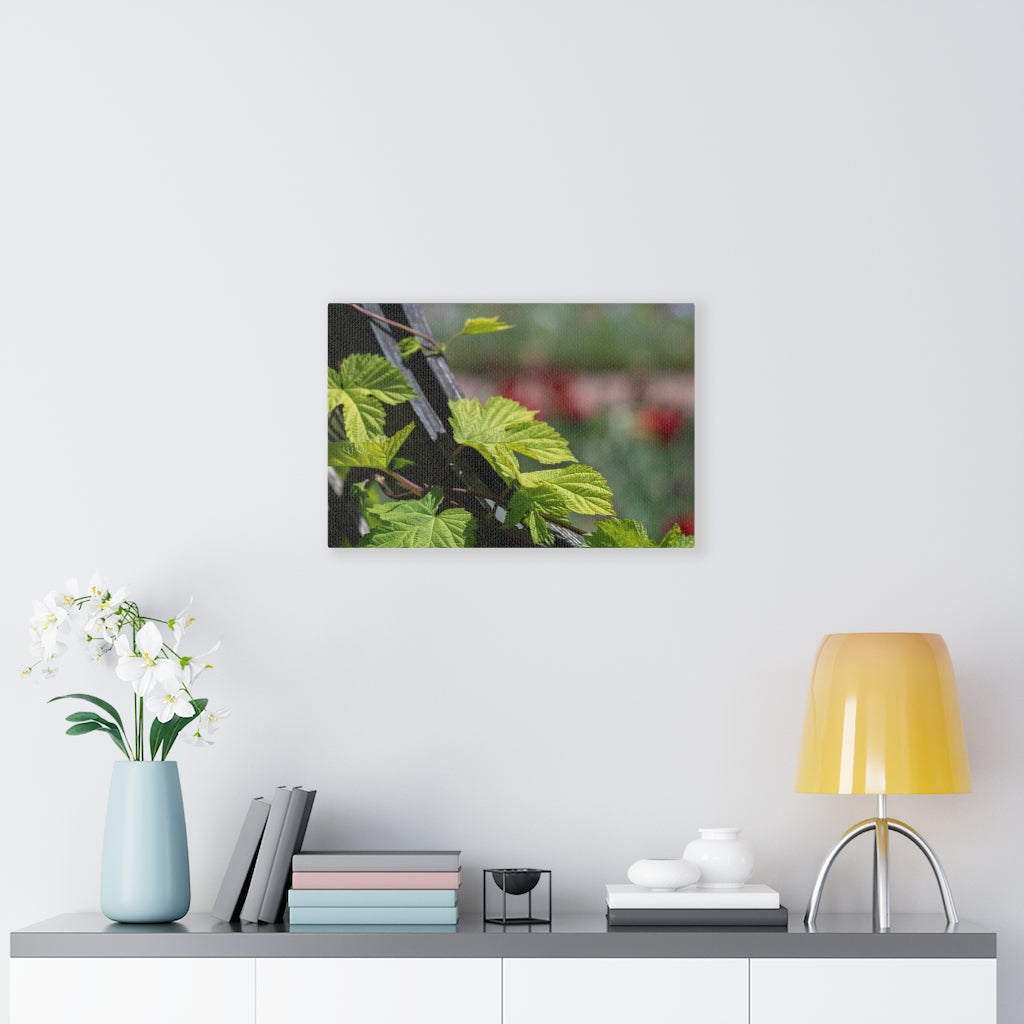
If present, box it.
[804,795,959,931]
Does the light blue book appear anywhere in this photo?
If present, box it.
[288,905,458,926]
[288,888,458,909]
[288,923,457,933]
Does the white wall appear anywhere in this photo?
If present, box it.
[2,1,1022,1019]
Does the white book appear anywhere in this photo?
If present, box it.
[605,883,781,909]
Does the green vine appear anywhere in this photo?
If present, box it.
[328,318,694,549]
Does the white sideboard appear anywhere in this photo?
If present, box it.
[748,957,996,1024]
[502,957,749,1024]
[257,957,501,1024]
[9,913,997,1024]
[11,956,256,1024]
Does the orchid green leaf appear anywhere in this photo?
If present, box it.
[49,693,127,734]
[66,721,105,736]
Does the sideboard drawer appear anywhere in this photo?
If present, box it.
[503,957,749,1024]
[749,957,997,1024]
[11,957,255,1024]
[255,956,501,1024]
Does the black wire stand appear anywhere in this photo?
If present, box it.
[483,868,551,927]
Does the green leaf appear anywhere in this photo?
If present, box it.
[150,698,207,761]
[361,487,476,548]
[520,507,556,546]
[659,523,695,548]
[66,709,111,723]
[328,366,347,417]
[449,396,575,482]
[49,693,126,735]
[66,721,105,736]
[516,464,615,516]
[398,336,424,360]
[461,316,514,335]
[64,713,132,758]
[328,423,416,471]
[340,353,418,405]
[335,391,387,442]
[506,486,568,544]
[585,518,656,548]
[329,354,418,443]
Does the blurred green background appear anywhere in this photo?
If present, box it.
[421,303,694,372]
[419,303,695,541]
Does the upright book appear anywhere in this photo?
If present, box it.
[211,796,271,922]
[258,786,316,924]
[239,786,293,923]
[292,850,461,872]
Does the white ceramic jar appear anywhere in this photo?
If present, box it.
[682,827,755,888]
[626,857,701,890]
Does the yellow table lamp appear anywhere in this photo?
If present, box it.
[795,633,971,931]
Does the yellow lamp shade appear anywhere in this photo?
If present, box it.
[795,633,971,795]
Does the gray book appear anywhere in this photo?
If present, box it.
[292,850,461,872]
[211,796,271,922]
[239,786,294,923]
[258,787,317,923]
[606,905,789,928]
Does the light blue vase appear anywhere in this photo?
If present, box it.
[100,761,190,923]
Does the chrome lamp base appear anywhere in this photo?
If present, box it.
[804,795,959,932]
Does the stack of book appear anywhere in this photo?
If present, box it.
[605,883,788,928]
[212,786,317,925]
[287,850,461,932]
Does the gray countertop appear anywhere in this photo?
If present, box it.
[10,912,996,959]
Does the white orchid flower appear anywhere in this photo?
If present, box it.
[115,621,182,697]
[204,703,230,731]
[87,571,110,600]
[187,711,216,745]
[182,640,221,688]
[25,574,227,760]
[168,596,196,651]
[81,618,117,660]
[29,593,68,655]
[79,573,125,617]
[29,626,65,663]
[84,610,121,646]
[145,684,195,723]
[86,638,113,661]
[61,579,80,609]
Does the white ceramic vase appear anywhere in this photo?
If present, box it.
[626,857,701,890]
[682,827,755,889]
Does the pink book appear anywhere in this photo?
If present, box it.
[291,870,462,890]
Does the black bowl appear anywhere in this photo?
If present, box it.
[491,869,541,895]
